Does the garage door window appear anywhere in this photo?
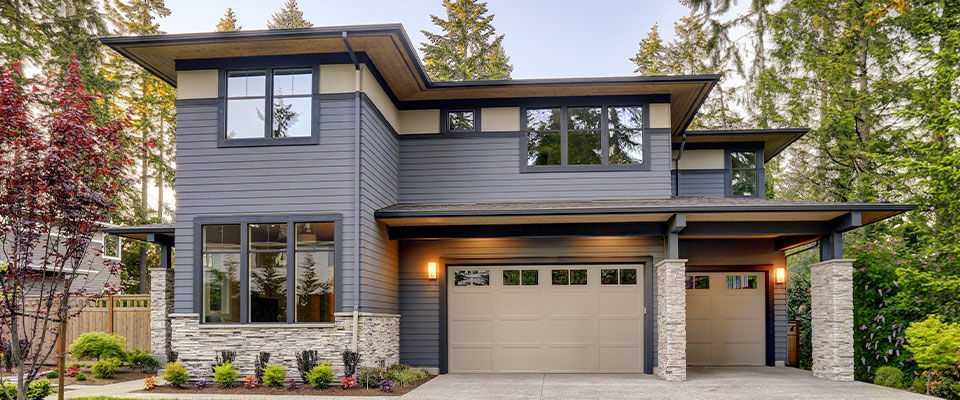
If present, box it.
[551,269,587,285]
[726,275,758,290]
[685,275,710,289]
[601,268,638,285]
[503,269,538,286]
[454,270,490,286]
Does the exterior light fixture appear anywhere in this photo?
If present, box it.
[427,262,438,280]
[775,267,786,285]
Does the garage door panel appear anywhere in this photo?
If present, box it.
[448,319,492,345]
[449,347,492,372]
[598,318,641,343]
[716,342,765,365]
[687,342,712,365]
[723,319,764,341]
[686,295,712,319]
[545,347,592,372]
[546,318,592,344]
[450,292,493,316]
[686,272,765,366]
[599,347,641,371]
[496,319,542,345]
[546,292,596,316]
[686,318,712,341]
[493,347,542,372]
[495,291,542,316]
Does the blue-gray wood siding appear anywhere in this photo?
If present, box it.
[398,236,664,368]
[173,96,399,314]
[672,170,727,197]
[397,132,673,203]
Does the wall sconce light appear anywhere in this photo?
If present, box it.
[427,262,438,280]
[775,267,786,285]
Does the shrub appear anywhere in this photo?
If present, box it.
[379,379,394,392]
[295,350,318,383]
[143,376,159,391]
[0,382,16,400]
[213,350,236,371]
[26,379,52,400]
[69,332,127,361]
[285,379,299,391]
[64,366,80,377]
[357,366,386,388]
[263,363,286,388]
[306,362,334,388]
[166,350,178,363]
[340,376,357,389]
[213,362,238,388]
[391,367,429,386]
[242,375,259,389]
[91,357,122,379]
[128,350,161,372]
[873,366,904,388]
[912,377,927,393]
[342,350,361,377]
[195,378,210,390]
[75,373,87,381]
[254,352,270,384]
[905,316,960,370]
[162,362,190,388]
[45,369,59,379]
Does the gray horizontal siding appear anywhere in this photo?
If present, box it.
[398,132,672,203]
[398,236,664,368]
[674,169,726,197]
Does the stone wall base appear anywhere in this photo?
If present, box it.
[169,312,400,380]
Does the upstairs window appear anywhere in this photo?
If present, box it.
[223,67,316,145]
[525,105,646,170]
[730,151,760,197]
[444,109,477,133]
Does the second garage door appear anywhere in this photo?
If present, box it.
[448,265,645,373]
[685,272,766,365]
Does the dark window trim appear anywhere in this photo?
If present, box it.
[520,103,651,173]
[725,147,764,198]
[441,107,480,134]
[193,214,343,325]
[217,63,321,147]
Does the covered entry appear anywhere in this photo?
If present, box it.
[685,272,766,365]
[447,264,645,373]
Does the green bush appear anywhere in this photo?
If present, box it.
[45,369,59,379]
[0,382,15,400]
[912,377,927,393]
[69,332,127,361]
[127,350,160,372]
[873,366,904,388]
[26,379,52,400]
[306,362,334,388]
[213,362,238,388]
[75,373,87,381]
[91,357,122,379]
[356,366,385,387]
[162,362,190,388]
[391,368,428,387]
[905,316,960,370]
[262,363,286,388]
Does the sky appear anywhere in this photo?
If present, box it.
[158,0,695,79]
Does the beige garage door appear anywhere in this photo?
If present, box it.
[686,272,765,365]
[448,265,644,373]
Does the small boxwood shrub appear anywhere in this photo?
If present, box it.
[306,361,334,388]
[874,366,904,388]
[75,373,87,381]
[91,357,123,379]
[213,362,238,388]
[0,382,16,400]
[162,362,190,388]
[262,363,286,388]
[69,332,127,361]
[128,350,161,372]
[26,379,51,400]
[45,369,59,379]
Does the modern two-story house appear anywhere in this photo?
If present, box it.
[101,24,913,382]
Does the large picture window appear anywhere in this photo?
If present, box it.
[223,66,316,145]
[200,217,337,324]
[525,105,646,170]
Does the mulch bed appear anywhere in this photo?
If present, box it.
[141,376,434,396]
[43,370,156,386]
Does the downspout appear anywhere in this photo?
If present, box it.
[343,31,362,353]
[673,131,687,196]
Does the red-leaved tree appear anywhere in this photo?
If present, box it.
[0,57,136,399]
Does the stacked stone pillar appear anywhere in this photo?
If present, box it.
[149,267,174,362]
[810,259,855,381]
[654,259,687,381]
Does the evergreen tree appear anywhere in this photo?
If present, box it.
[420,0,513,81]
[216,8,241,31]
[267,0,312,29]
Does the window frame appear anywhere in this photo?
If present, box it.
[725,148,764,198]
[521,103,651,172]
[194,214,342,325]
[217,63,321,147]
[441,107,481,134]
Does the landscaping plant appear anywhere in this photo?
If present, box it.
[212,351,237,372]
[285,379,299,391]
[873,366,904,388]
[69,333,128,362]
[166,350,179,364]
[0,382,14,400]
[75,373,87,381]
[44,370,58,379]
[91,358,122,379]
[64,367,80,378]
[25,379,51,400]
[213,362,238,388]
[295,350,318,383]
[161,362,189,388]
[127,350,161,372]
[254,352,270,385]
[142,376,159,391]
[262,363,286,388]
[379,379,394,392]
[340,376,357,389]
[242,375,259,389]
[305,361,334,388]
[342,350,361,377]
[194,379,210,390]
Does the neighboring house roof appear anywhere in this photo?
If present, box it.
[99,24,719,135]
[678,128,809,162]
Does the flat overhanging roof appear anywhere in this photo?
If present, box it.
[99,24,719,135]
[678,128,809,161]
[103,223,175,245]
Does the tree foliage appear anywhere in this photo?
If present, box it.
[420,0,513,81]
[216,8,241,32]
[267,0,312,30]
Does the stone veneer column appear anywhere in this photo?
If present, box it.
[654,259,687,381]
[149,267,174,361]
[809,259,855,381]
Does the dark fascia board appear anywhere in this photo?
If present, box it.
[375,202,916,219]
[103,225,175,235]
[680,128,809,162]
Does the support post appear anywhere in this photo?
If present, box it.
[149,262,174,361]
[108,293,115,334]
[654,258,688,381]
[809,258,855,381]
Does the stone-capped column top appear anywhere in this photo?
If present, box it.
[655,259,688,267]
[809,259,856,268]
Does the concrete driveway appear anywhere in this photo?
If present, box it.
[405,367,934,399]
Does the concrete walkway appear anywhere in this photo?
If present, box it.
[53,367,934,399]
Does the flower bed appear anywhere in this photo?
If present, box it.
[141,375,434,396]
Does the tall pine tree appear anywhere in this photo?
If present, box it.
[267,0,312,29]
[216,8,241,31]
[420,0,513,81]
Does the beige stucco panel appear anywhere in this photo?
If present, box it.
[319,64,399,130]
[176,70,218,100]
[318,64,356,94]
[362,65,398,130]
[398,109,440,134]
[672,149,725,170]
[650,103,671,129]
[481,107,520,132]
